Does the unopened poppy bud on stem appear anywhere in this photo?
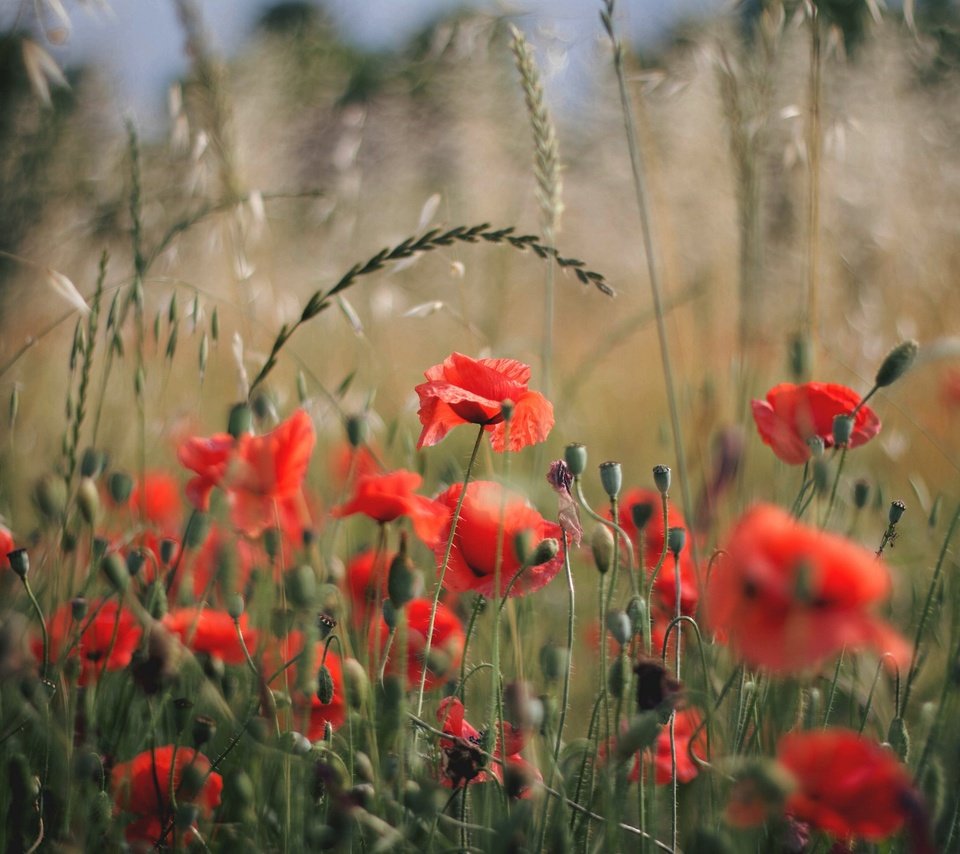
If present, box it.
[108,471,133,505]
[226,594,245,620]
[531,537,559,566]
[227,402,253,438]
[317,665,335,705]
[564,443,587,477]
[889,500,906,525]
[345,414,367,448]
[875,339,919,388]
[192,715,217,748]
[832,414,854,448]
[853,479,870,509]
[8,548,29,579]
[667,526,686,559]
[606,609,632,646]
[599,461,622,499]
[591,524,615,574]
[101,552,129,593]
[652,465,671,495]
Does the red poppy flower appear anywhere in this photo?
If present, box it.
[344,547,394,627]
[433,481,564,598]
[111,745,223,844]
[415,353,554,452]
[178,409,316,538]
[437,697,540,796]
[752,382,880,465]
[705,504,909,674]
[618,488,699,615]
[0,525,15,570]
[610,708,707,786]
[379,598,465,690]
[262,631,347,741]
[129,471,182,529]
[332,470,447,545]
[40,599,142,684]
[162,608,258,666]
[778,729,923,843]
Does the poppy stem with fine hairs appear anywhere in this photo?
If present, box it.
[415,425,485,719]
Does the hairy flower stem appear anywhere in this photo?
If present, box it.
[415,426,485,719]
[820,448,847,528]
[647,494,670,654]
[457,596,486,700]
[668,552,683,853]
[602,2,695,545]
[22,577,48,679]
[903,502,960,711]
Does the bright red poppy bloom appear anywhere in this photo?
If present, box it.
[178,409,316,538]
[40,599,142,684]
[433,481,564,598]
[618,488,699,615]
[332,470,447,545]
[752,382,880,465]
[344,547,394,627]
[705,504,909,674]
[379,598,465,690]
[415,353,554,452]
[162,608,258,666]
[262,631,347,741]
[612,708,707,786]
[437,697,540,796]
[128,471,182,529]
[111,745,223,845]
[778,729,923,843]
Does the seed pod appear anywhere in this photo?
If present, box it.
[616,711,662,760]
[652,464,671,495]
[888,500,906,525]
[667,526,686,559]
[832,414,853,448]
[564,443,587,477]
[285,565,318,609]
[599,461,622,499]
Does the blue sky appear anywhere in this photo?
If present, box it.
[12,0,726,128]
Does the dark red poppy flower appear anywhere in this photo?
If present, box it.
[415,353,554,452]
[752,382,880,465]
[262,631,347,741]
[162,608,258,666]
[40,599,142,684]
[433,481,564,598]
[618,488,699,615]
[379,598,465,690]
[778,729,925,843]
[437,697,541,796]
[111,745,223,845]
[178,409,316,538]
[705,504,909,674]
[332,470,447,545]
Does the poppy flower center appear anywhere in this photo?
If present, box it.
[449,400,504,425]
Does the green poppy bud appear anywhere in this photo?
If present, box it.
[108,471,133,505]
[317,665,335,705]
[591,525,615,575]
[599,461,622,499]
[564,443,587,477]
[875,339,919,388]
[101,552,129,593]
[832,414,854,448]
[652,464,671,495]
[227,403,252,438]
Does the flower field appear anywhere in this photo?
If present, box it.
[1,1,960,852]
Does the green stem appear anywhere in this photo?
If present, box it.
[415,425,485,718]
[22,578,48,679]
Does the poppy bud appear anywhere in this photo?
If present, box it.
[599,461,622,499]
[324,721,334,742]
[853,479,870,509]
[192,715,217,748]
[929,495,941,529]
[875,339,919,388]
[887,716,909,761]
[225,769,256,808]
[606,609,632,647]
[108,471,133,505]
[626,597,646,637]
[227,403,253,438]
[564,443,587,477]
[279,730,313,755]
[832,414,854,448]
[803,688,821,730]
[616,711,662,760]
[888,500,906,525]
[101,552,129,593]
[353,751,375,784]
[251,391,276,423]
[514,529,534,565]
[539,642,568,682]
[225,594,244,621]
[173,697,194,733]
[667,526,686,559]
[285,565,318,609]
[608,654,628,698]
[71,596,87,621]
[806,436,825,459]
[184,512,211,549]
[591,525,615,574]
[159,538,178,565]
[788,334,810,381]
[263,526,281,559]
[631,501,654,531]
[317,665,335,705]
[345,414,368,448]
[382,599,397,630]
[652,465,671,495]
[34,474,67,522]
[80,448,106,479]
[388,551,421,608]
[126,550,144,578]
[530,538,559,566]
[343,658,368,709]
[7,548,29,579]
